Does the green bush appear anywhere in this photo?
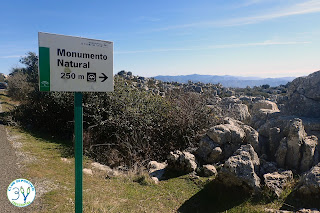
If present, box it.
[12,91,74,137]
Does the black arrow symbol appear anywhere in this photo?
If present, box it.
[99,73,108,82]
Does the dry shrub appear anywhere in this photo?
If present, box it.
[12,75,217,168]
[7,72,33,102]
[85,78,217,168]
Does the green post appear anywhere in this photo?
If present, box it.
[74,92,83,213]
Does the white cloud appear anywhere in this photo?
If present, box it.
[115,40,310,54]
[148,0,320,31]
[208,40,311,48]
[225,0,320,26]
[0,55,25,59]
[115,47,193,54]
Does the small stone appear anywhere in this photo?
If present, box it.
[91,162,120,177]
[61,158,71,163]
[151,176,160,184]
[202,165,217,177]
[167,150,197,174]
[147,161,167,182]
[83,168,93,175]
[91,162,113,172]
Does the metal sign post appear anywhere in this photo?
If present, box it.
[38,32,113,213]
[74,92,83,213]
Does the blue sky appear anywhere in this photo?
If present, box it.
[1,0,320,77]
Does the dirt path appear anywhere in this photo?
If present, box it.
[0,100,25,212]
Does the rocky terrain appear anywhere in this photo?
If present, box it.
[7,65,319,210]
[154,74,295,88]
[136,70,320,210]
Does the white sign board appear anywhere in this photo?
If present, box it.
[38,32,113,92]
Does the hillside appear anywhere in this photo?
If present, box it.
[3,52,320,211]
[154,74,295,88]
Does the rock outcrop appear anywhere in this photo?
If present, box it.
[206,122,245,146]
[263,170,293,197]
[147,161,167,183]
[251,100,280,129]
[218,144,261,192]
[143,70,320,206]
[258,117,319,173]
[167,150,197,174]
[283,71,320,118]
[297,163,320,195]
[260,159,278,175]
[196,135,222,164]
[197,164,218,177]
[285,118,306,171]
[207,96,251,123]
[301,136,318,173]
[196,117,260,164]
[220,97,251,122]
[252,100,280,113]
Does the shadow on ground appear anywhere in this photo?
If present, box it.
[161,169,191,181]
[280,191,320,211]
[0,111,11,125]
[178,180,251,213]
[0,93,9,98]
[25,128,74,158]
[0,101,15,107]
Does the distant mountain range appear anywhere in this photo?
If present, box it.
[153,74,295,88]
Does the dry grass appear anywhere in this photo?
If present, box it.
[0,90,19,112]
